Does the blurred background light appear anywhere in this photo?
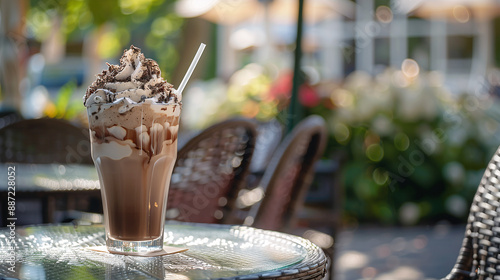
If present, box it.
[401,59,420,79]
[453,5,470,23]
[376,6,393,23]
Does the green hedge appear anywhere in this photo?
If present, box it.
[308,70,500,225]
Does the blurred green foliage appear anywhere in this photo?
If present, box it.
[307,69,500,225]
[42,80,82,119]
[28,0,183,81]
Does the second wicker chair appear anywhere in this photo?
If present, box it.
[243,115,328,231]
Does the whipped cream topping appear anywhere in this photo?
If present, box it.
[84,46,180,108]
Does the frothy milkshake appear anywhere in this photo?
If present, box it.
[84,46,180,253]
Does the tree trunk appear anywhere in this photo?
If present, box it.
[172,18,212,89]
[0,0,27,112]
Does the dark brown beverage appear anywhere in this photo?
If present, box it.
[96,146,174,240]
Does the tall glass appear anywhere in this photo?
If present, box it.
[87,102,180,254]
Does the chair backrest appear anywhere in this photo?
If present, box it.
[246,115,327,231]
[0,109,23,130]
[0,118,92,164]
[444,146,500,279]
[166,118,257,224]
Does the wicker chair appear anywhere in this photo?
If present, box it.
[243,115,328,232]
[166,118,257,224]
[0,118,92,164]
[443,147,500,279]
[0,109,23,130]
[0,118,95,224]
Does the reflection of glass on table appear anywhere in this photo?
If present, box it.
[0,222,327,280]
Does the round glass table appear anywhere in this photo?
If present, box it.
[0,222,327,280]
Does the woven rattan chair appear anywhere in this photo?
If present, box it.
[166,118,257,224]
[0,118,92,164]
[443,147,500,279]
[0,118,95,224]
[0,109,22,130]
[243,115,327,232]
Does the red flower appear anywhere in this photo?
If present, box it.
[268,73,293,100]
[299,84,320,108]
[268,71,320,108]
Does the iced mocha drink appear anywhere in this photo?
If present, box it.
[84,46,180,253]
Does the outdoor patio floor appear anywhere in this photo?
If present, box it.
[334,223,465,280]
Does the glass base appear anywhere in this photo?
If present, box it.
[106,234,164,254]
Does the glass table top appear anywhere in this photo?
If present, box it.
[0,163,99,192]
[0,222,326,280]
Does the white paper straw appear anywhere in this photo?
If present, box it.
[177,43,206,95]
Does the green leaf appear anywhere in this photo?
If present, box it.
[64,100,85,120]
[55,80,76,118]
